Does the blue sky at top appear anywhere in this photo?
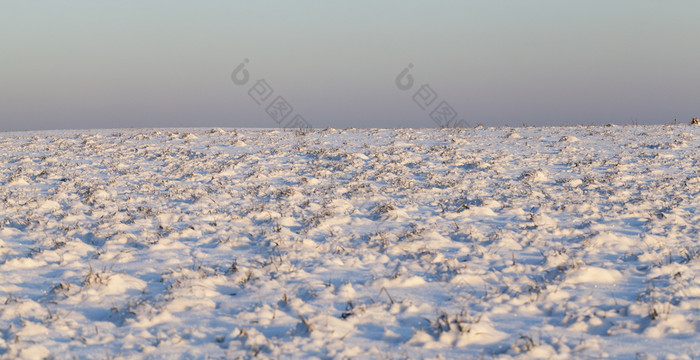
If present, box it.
[1,1,698,130]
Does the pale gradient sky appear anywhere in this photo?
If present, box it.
[2,1,699,131]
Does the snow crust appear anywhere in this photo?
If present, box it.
[0,125,699,359]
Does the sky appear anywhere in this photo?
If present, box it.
[1,1,699,131]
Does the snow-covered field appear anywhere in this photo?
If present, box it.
[1,125,699,359]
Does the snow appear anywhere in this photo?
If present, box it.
[0,125,699,359]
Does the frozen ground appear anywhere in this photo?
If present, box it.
[0,125,699,359]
